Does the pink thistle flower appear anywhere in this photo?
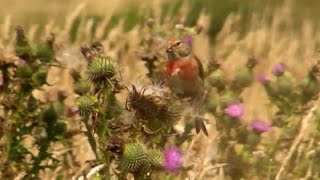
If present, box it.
[250,119,271,133]
[68,107,79,116]
[183,35,193,46]
[163,147,183,173]
[224,103,244,119]
[16,59,27,67]
[272,63,285,76]
[258,74,270,85]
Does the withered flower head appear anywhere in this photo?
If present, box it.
[106,137,124,155]
[15,25,27,43]
[126,83,181,127]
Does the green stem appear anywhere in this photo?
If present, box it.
[83,115,99,160]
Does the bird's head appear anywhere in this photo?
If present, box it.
[166,38,191,60]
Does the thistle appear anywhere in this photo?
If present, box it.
[42,105,58,126]
[15,26,33,60]
[232,58,257,90]
[120,142,148,173]
[32,69,48,86]
[146,150,164,172]
[126,83,181,130]
[106,137,124,155]
[16,64,33,79]
[163,147,183,173]
[36,33,55,62]
[224,103,244,119]
[300,64,320,101]
[81,43,118,85]
[76,96,97,116]
[274,73,294,96]
[74,80,91,95]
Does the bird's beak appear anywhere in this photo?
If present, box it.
[166,47,173,53]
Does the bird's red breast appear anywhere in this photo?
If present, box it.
[164,59,198,81]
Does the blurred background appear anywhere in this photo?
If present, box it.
[1,0,320,42]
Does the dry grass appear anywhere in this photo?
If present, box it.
[1,0,320,179]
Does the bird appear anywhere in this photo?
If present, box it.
[164,37,208,136]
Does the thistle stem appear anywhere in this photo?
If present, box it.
[83,115,99,160]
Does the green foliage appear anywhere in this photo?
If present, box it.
[0,27,69,179]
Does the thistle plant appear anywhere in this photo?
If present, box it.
[2,1,320,179]
[0,26,69,179]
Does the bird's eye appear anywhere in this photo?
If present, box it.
[175,41,181,46]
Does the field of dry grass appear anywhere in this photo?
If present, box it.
[1,0,320,179]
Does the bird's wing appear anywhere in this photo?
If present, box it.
[192,53,205,101]
[192,53,205,80]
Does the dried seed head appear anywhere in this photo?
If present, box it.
[126,83,181,127]
[246,57,257,69]
[106,137,124,155]
[126,83,169,117]
[15,25,27,44]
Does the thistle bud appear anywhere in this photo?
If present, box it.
[15,26,33,60]
[76,96,96,115]
[246,133,261,147]
[36,33,55,62]
[301,72,320,100]
[42,105,58,126]
[233,67,253,89]
[54,122,67,135]
[205,98,217,113]
[207,69,224,88]
[32,69,47,86]
[145,150,164,172]
[17,64,33,79]
[120,142,148,172]
[87,56,117,84]
[220,90,240,108]
[74,80,90,95]
[274,75,293,95]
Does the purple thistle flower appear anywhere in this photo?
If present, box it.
[258,74,270,85]
[250,119,271,133]
[183,35,193,46]
[163,147,183,173]
[17,59,27,67]
[224,103,244,119]
[272,63,285,76]
[68,107,79,116]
